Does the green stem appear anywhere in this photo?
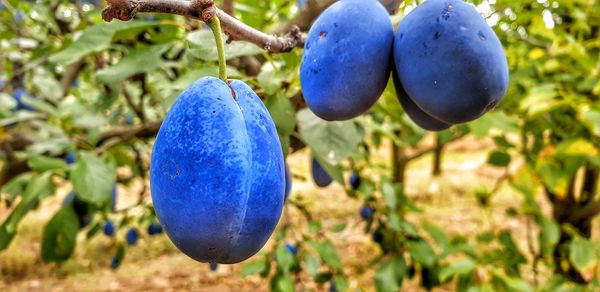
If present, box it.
[207,17,227,81]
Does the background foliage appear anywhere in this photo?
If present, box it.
[0,0,599,290]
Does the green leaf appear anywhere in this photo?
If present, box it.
[488,151,511,167]
[538,216,559,257]
[298,109,363,165]
[27,155,68,172]
[275,244,295,272]
[555,139,598,158]
[241,258,269,277]
[96,44,171,84]
[310,240,342,269]
[375,257,406,292]
[407,240,437,268]
[304,254,320,277]
[270,271,295,292]
[187,30,263,61]
[49,21,159,65]
[41,206,79,263]
[0,172,54,251]
[70,152,115,207]
[422,221,451,250]
[569,237,598,274]
[438,259,476,282]
[331,223,346,233]
[265,93,296,136]
[382,182,398,210]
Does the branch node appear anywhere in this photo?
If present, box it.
[192,0,216,22]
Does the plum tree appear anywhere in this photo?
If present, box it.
[150,77,285,264]
[311,158,332,187]
[394,0,509,125]
[392,70,451,131]
[284,164,292,201]
[300,0,394,121]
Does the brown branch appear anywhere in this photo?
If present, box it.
[567,201,600,223]
[405,132,468,162]
[102,0,304,53]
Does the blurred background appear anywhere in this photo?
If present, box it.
[0,0,599,291]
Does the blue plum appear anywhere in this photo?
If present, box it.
[66,152,77,165]
[126,228,139,245]
[349,172,361,190]
[110,256,121,269]
[209,262,218,271]
[63,192,91,228]
[286,243,297,255]
[394,0,509,124]
[12,88,35,111]
[360,206,374,220]
[392,69,451,131]
[284,164,292,201]
[104,220,115,237]
[311,158,332,187]
[150,77,285,264]
[147,223,163,235]
[300,0,394,121]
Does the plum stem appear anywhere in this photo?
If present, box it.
[207,16,228,81]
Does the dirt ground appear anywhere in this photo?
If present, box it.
[0,135,594,291]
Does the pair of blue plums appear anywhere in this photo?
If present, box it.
[299,0,509,130]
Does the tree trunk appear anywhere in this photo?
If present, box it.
[549,168,598,283]
[391,131,407,185]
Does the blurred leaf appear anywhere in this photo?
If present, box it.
[49,21,158,65]
[0,172,54,251]
[422,221,450,250]
[96,44,171,84]
[538,216,559,257]
[488,151,511,167]
[569,237,598,275]
[304,254,320,277]
[375,257,406,292]
[310,240,342,269]
[41,205,79,263]
[298,109,363,165]
[70,152,115,207]
[187,30,263,61]
[242,257,269,277]
[266,93,296,136]
[270,271,294,292]
[438,259,476,282]
[27,155,68,172]
[407,240,437,268]
[275,244,295,272]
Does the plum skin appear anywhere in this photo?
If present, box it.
[150,77,285,264]
[300,0,394,121]
[312,158,332,187]
[394,0,509,124]
[284,164,292,201]
[392,69,451,131]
